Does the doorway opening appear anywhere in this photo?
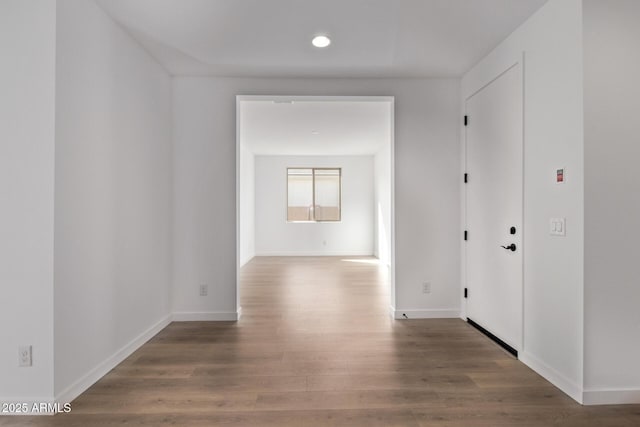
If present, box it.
[235,96,395,316]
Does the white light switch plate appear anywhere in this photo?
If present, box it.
[550,218,566,236]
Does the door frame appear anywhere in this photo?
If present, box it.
[235,95,396,318]
[462,55,525,352]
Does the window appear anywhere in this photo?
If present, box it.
[287,168,341,222]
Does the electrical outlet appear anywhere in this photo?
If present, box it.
[422,282,431,294]
[19,345,32,367]
[199,284,208,297]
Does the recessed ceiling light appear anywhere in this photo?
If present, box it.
[312,35,331,48]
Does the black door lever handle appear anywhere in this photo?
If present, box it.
[501,243,516,251]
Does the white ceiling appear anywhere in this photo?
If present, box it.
[240,100,391,156]
[96,0,547,78]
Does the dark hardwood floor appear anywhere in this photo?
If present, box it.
[2,256,639,426]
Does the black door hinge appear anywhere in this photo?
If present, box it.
[464,173,468,183]
[464,230,468,241]
[464,288,468,299]
[464,115,468,126]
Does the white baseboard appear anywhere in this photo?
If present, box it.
[239,254,255,268]
[519,351,583,404]
[54,314,172,406]
[172,311,240,321]
[393,308,461,319]
[582,388,640,405]
[254,251,374,257]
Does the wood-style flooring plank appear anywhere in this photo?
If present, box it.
[2,256,640,426]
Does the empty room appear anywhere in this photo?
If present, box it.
[1,0,639,426]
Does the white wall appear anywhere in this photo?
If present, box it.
[374,144,392,267]
[254,156,374,256]
[462,0,585,401]
[0,0,56,404]
[54,0,173,401]
[583,0,640,404]
[173,77,460,318]
[239,145,255,266]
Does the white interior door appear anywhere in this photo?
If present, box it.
[465,62,523,353]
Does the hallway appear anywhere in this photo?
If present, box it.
[4,257,639,426]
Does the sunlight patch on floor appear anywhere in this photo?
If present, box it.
[341,258,380,265]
